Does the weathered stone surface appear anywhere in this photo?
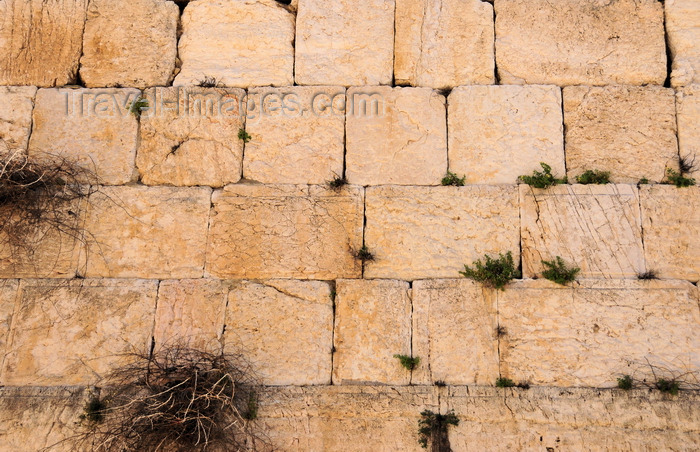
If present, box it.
[243,86,345,184]
[1,279,157,385]
[28,88,140,185]
[498,279,700,387]
[640,185,700,282]
[666,0,700,87]
[333,280,412,385]
[207,185,363,280]
[364,186,520,280]
[520,184,645,279]
[84,186,211,279]
[0,86,36,154]
[677,85,700,180]
[0,0,88,86]
[448,85,564,184]
[137,87,245,187]
[80,0,178,88]
[564,85,678,183]
[412,279,498,385]
[174,0,294,87]
[494,0,666,86]
[0,280,18,374]
[295,0,395,86]
[394,0,494,88]
[346,87,447,185]
[226,280,333,385]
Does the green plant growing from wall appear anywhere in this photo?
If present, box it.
[637,270,658,280]
[418,410,459,450]
[518,162,567,188]
[129,96,149,117]
[656,378,680,396]
[460,252,520,290]
[394,354,420,371]
[327,174,348,189]
[79,396,107,425]
[353,245,375,262]
[617,375,633,390]
[541,256,580,285]
[238,128,252,143]
[575,170,611,184]
[197,76,220,88]
[441,171,466,186]
[495,377,515,388]
[665,154,697,187]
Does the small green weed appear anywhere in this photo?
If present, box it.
[129,97,149,117]
[79,396,107,424]
[638,177,650,185]
[575,170,610,185]
[243,392,258,420]
[518,162,567,188]
[495,377,515,388]
[418,410,459,449]
[197,76,220,88]
[656,379,680,395]
[665,168,696,187]
[434,380,446,387]
[353,246,374,262]
[394,354,420,371]
[441,171,466,186]
[541,256,580,285]
[637,270,658,280]
[460,251,520,290]
[327,175,348,189]
[238,128,252,143]
[617,375,633,390]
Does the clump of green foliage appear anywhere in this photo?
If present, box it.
[79,396,107,424]
[434,380,446,387]
[495,377,515,388]
[243,392,258,420]
[637,270,658,280]
[617,375,633,390]
[575,170,610,185]
[518,162,567,188]
[441,171,466,186]
[665,168,696,187]
[460,252,520,290]
[638,177,650,185]
[418,410,459,450]
[394,354,420,371]
[238,128,252,143]
[353,246,374,262]
[541,256,580,285]
[327,175,348,189]
[197,76,220,88]
[656,378,680,396]
[129,96,149,117]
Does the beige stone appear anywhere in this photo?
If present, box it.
[243,86,345,184]
[295,0,395,86]
[364,185,520,280]
[333,280,412,385]
[0,86,36,154]
[2,279,157,385]
[520,184,645,279]
[640,185,700,282]
[137,87,245,187]
[226,280,333,385]
[84,186,211,279]
[448,85,564,184]
[564,86,678,183]
[677,85,700,180]
[0,0,88,86]
[0,280,18,374]
[174,0,294,87]
[207,185,364,280]
[80,0,178,88]
[394,0,494,88]
[494,0,666,86]
[666,0,700,87]
[346,87,447,185]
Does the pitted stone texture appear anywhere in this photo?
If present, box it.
[640,185,700,282]
[394,0,494,88]
[666,0,700,87]
[412,279,498,385]
[295,0,394,86]
[333,280,412,385]
[346,87,447,186]
[174,0,294,87]
[244,86,345,184]
[498,279,700,388]
[29,88,140,185]
[0,0,88,86]
[225,280,333,385]
[494,0,666,86]
[137,87,245,187]
[1,279,157,385]
[564,86,678,183]
[448,85,564,184]
[520,184,645,279]
[84,186,211,279]
[0,86,36,154]
[0,280,18,373]
[364,185,520,280]
[80,0,178,88]
[677,85,700,181]
[207,185,364,280]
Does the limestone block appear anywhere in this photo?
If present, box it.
[243,86,345,184]
[225,280,333,385]
[1,279,157,385]
[412,279,498,385]
[640,185,700,282]
[207,185,364,279]
[448,85,564,184]
[295,0,394,86]
[332,280,412,385]
[520,184,645,279]
[28,88,140,185]
[394,0,494,88]
[0,0,88,86]
[174,0,294,87]
[346,87,447,185]
[676,85,700,180]
[564,86,678,183]
[494,0,666,86]
[364,185,520,280]
[137,87,245,187]
[498,279,700,387]
[80,0,178,88]
[0,280,18,372]
[0,86,36,153]
[84,186,211,279]
[666,0,700,87]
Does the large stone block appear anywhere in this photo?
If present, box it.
[332,280,412,385]
[0,86,36,153]
[0,280,18,373]
[494,0,666,86]
[225,280,333,385]
[243,86,345,184]
[364,185,520,280]
[448,85,564,184]
[0,0,88,86]
[346,87,447,185]
[666,0,700,87]
[676,85,700,180]
[394,0,494,88]
[174,0,294,87]
[564,86,678,183]
[79,0,178,88]
[520,184,645,279]
[207,185,364,279]
[295,0,395,86]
